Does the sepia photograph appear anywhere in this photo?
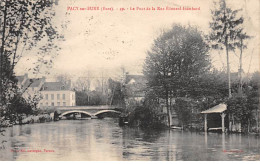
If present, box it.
[0,0,260,161]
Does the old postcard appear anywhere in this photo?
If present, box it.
[0,0,260,161]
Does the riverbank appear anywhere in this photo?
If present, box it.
[0,113,54,128]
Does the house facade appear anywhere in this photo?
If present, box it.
[39,82,76,107]
[16,74,76,109]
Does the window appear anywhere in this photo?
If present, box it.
[45,94,48,100]
[57,94,60,100]
[63,94,65,100]
[63,102,66,106]
[51,94,54,100]
[51,102,54,106]
[46,102,48,106]
[57,102,60,106]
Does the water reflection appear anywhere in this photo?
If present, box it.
[222,133,225,151]
[0,119,260,161]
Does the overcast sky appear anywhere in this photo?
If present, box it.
[15,0,259,80]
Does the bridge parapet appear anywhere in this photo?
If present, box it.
[56,105,122,111]
[57,105,123,118]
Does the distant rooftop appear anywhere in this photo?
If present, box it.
[16,74,45,88]
[15,74,71,91]
[124,74,147,97]
[16,76,25,83]
[125,74,147,84]
[42,82,70,91]
[24,78,45,88]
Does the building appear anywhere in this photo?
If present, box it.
[16,74,76,108]
[16,73,46,100]
[123,74,147,105]
[39,82,76,107]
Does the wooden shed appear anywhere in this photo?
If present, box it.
[201,103,227,133]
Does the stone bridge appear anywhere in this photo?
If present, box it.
[56,105,123,119]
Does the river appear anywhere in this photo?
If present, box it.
[0,118,260,161]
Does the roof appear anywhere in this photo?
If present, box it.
[201,103,227,114]
[16,76,25,84]
[42,82,70,91]
[125,75,146,84]
[124,75,147,97]
[23,78,45,88]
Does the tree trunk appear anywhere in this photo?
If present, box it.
[229,113,232,132]
[232,114,235,131]
[166,90,171,127]
[256,108,259,133]
[0,0,8,108]
[226,42,232,98]
[248,118,250,133]
[238,38,243,96]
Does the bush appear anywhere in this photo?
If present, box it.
[7,95,32,116]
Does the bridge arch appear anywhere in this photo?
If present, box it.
[60,110,93,117]
[94,110,121,116]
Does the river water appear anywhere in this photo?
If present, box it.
[0,118,259,161]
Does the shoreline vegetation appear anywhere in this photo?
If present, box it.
[0,113,54,128]
[0,109,258,136]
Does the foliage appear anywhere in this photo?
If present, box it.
[144,24,210,99]
[75,91,89,106]
[0,0,61,110]
[174,98,193,128]
[128,106,166,129]
[26,93,42,112]
[108,78,125,107]
[209,0,245,97]
[76,90,108,106]
[192,69,228,101]
[0,52,17,108]
[209,0,244,51]
[245,72,260,131]
[143,24,211,126]
[0,0,61,73]
[143,89,160,113]
[226,72,260,132]
[89,90,107,105]
[6,94,32,123]
[227,95,248,122]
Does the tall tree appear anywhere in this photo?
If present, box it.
[209,0,244,98]
[143,24,210,127]
[236,32,251,96]
[0,0,61,109]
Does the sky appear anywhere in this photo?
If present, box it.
[15,0,260,81]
